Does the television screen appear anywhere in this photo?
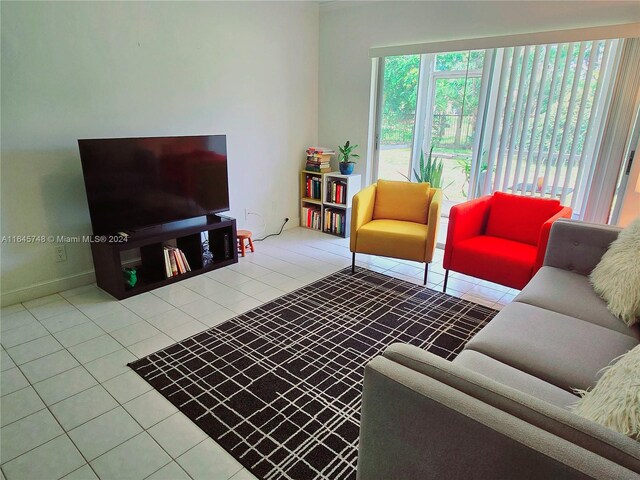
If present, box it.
[79,135,229,234]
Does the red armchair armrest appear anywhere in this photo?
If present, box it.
[534,206,573,272]
[444,196,492,269]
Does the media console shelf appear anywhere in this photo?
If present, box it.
[91,216,238,300]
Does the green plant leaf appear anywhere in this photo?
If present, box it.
[412,146,446,187]
[339,140,358,163]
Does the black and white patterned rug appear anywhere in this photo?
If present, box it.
[129,267,497,480]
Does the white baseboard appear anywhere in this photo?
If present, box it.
[1,270,97,307]
[1,222,303,308]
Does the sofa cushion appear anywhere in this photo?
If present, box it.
[464,302,639,392]
[543,220,621,276]
[590,217,640,327]
[356,219,428,262]
[573,345,640,440]
[373,179,430,224]
[485,192,561,245]
[450,235,536,289]
[453,350,578,409]
[514,267,639,339]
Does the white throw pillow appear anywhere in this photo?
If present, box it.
[573,345,640,440]
[589,216,640,327]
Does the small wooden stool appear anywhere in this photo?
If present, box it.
[237,230,255,257]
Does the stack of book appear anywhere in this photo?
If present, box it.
[326,179,347,204]
[163,246,191,278]
[305,147,335,173]
[305,174,322,200]
[324,208,346,236]
[302,205,322,230]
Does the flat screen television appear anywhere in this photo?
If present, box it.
[78,135,229,235]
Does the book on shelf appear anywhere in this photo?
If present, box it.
[163,246,191,278]
[171,250,186,273]
[324,208,346,235]
[168,249,178,276]
[301,205,322,230]
[305,157,331,173]
[305,147,334,173]
[163,248,172,278]
[306,147,336,156]
[179,250,191,272]
[306,154,332,162]
[326,179,347,204]
[174,249,186,273]
[305,164,331,173]
[304,174,322,199]
[306,153,333,161]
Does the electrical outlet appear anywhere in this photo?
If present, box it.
[55,245,67,262]
[245,208,249,220]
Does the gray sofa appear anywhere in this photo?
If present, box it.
[357,219,640,479]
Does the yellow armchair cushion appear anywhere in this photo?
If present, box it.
[356,219,429,263]
[373,179,431,224]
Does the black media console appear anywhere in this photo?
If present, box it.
[90,215,238,300]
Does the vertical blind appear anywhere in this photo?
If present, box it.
[476,39,619,214]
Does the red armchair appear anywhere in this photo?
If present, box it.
[443,192,572,291]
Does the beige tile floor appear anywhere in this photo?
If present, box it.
[0,227,517,480]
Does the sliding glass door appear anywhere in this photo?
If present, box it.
[373,38,628,220]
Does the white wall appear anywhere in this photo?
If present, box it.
[1,1,319,304]
[318,1,640,179]
[3,1,639,304]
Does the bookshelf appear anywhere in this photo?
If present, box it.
[299,170,361,238]
[300,170,324,232]
[322,172,361,238]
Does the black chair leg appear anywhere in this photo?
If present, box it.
[351,252,355,274]
[423,263,429,285]
[443,270,449,292]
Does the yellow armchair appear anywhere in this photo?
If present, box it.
[350,179,442,284]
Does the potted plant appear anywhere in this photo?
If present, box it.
[338,140,359,175]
